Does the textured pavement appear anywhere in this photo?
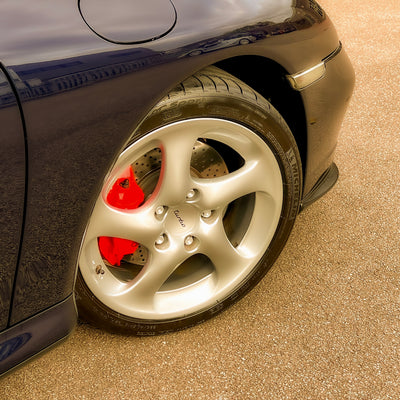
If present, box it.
[2,0,400,398]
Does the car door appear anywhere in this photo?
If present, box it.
[0,66,25,331]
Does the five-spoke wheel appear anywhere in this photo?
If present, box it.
[76,66,302,334]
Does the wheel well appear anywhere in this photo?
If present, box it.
[214,56,307,176]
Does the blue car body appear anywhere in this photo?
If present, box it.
[0,0,354,375]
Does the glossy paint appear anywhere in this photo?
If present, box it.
[0,0,354,374]
[0,68,25,331]
[1,0,331,66]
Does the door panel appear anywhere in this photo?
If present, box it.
[0,67,25,330]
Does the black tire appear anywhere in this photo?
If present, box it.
[239,38,251,45]
[76,66,302,335]
[189,49,203,56]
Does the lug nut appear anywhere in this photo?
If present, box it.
[201,210,212,218]
[186,189,196,200]
[184,235,194,246]
[95,265,105,275]
[155,205,165,216]
[155,235,165,245]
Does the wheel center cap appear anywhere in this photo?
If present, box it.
[166,205,196,233]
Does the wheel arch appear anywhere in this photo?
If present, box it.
[213,55,307,179]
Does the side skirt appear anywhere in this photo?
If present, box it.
[0,295,76,377]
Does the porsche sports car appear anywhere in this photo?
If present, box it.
[0,0,354,375]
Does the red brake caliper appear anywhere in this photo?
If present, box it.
[98,166,145,266]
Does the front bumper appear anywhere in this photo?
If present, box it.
[296,44,355,194]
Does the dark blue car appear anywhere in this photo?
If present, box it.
[0,0,354,375]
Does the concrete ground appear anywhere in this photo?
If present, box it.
[2,0,399,398]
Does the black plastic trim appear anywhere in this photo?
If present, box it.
[300,163,339,210]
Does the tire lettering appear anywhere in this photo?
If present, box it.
[286,148,301,219]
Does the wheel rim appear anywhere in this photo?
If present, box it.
[79,118,283,320]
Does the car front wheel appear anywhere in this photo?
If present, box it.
[76,66,302,334]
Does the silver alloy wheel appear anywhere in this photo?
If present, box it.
[79,118,283,320]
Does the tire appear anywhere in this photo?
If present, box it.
[188,49,203,56]
[239,38,251,45]
[75,66,302,335]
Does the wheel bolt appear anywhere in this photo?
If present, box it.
[184,235,194,246]
[155,235,165,245]
[201,210,212,218]
[155,205,165,216]
[186,189,196,200]
[95,265,105,275]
